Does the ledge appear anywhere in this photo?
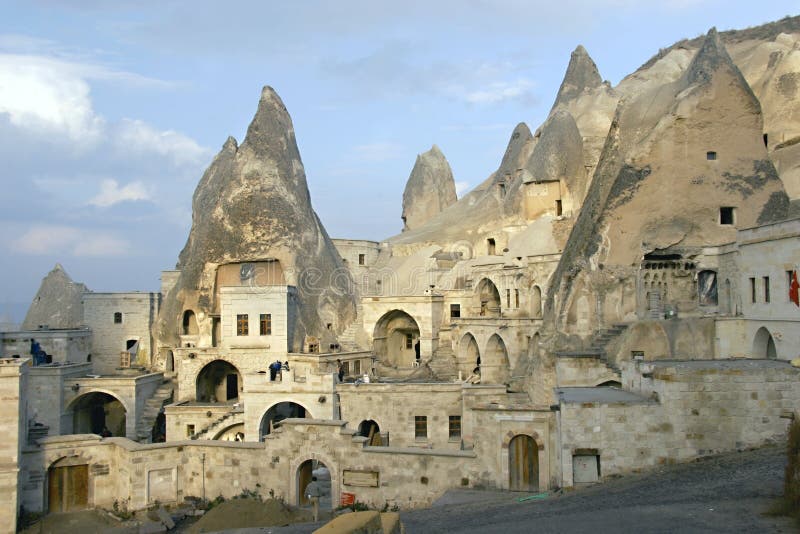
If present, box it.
[362,446,476,458]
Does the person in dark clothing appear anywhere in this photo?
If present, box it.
[269,360,282,381]
[414,340,421,361]
[336,359,344,382]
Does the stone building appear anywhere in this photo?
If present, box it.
[1,16,800,533]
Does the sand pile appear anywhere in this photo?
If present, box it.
[187,497,310,532]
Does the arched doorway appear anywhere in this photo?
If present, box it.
[48,458,89,513]
[458,333,481,379]
[259,402,309,439]
[182,310,198,335]
[484,334,511,384]
[69,392,126,437]
[297,459,331,510]
[509,434,539,491]
[195,360,241,402]
[372,310,421,367]
[531,285,542,319]
[358,420,382,445]
[475,279,501,317]
[752,327,777,359]
[214,423,245,441]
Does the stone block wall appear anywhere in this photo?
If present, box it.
[83,293,159,375]
[559,360,800,487]
[0,329,91,364]
[0,359,26,533]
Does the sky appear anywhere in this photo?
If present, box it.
[0,0,797,323]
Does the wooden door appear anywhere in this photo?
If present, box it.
[297,461,312,505]
[48,464,89,513]
[509,435,538,491]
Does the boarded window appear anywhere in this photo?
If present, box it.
[186,424,195,437]
[260,313,271,335]
[750,277,757,303]
[414,416,427,439]
[113,312,122,324]
[515,289,520,308]
[450,304,461,318]
[405,333,413,349]
[706,151,717,160]
[448,415,461,440]
[506,289,511,308]
[236,314,248,336]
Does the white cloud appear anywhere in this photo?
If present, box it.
[12,224,130,257]
[352,142,404,162]
[455,181,471,197]
[462,79,536,105]
[115,119,210,167]
[89,179,151,207]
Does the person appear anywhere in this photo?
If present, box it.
[336,359,344,382]
[269,360,282,381]
[414,340,421,361]
[100,426,112,438]
[304,476,322,522]
[465,366,481,384]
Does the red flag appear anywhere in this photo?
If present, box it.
[790,270,799,307]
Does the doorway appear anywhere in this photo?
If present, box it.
[48,463,89,513]
[508,435,538,491]
[226,374,238,400]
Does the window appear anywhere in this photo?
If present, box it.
[354,359,361,375]
[556,199,563,216]
[506,289,511,308]
[515,289,520,309]
[358,253,366,266]
[448,415,462,440]
[763,276,770,303]
[414,416,427,439]
[260,314,272,335]
[341,361,349,376]
[706,151,717,160]
[450,304,461,318]
[763,133,769,147]
[236,314,249,336]
[749,277,757,303]
[487,238,496,255]
[498,182,506,197]
[405,333,413,349]
[720,207,735,225]
[113,312,122,324]
[186,424,195,438]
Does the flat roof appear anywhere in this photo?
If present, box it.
[557,387,652,404]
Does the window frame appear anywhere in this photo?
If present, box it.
[414,415,427,440]
[448,415,462,440]
[236,314,249,336]
[259,313,272,336]
[113,312,122,324]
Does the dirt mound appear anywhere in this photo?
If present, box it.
[187,498,310,533]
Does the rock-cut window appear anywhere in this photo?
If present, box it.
[113,312,122,324]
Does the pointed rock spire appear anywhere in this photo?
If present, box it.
[22,264,88,330]
[402,145,457,231]
[552,45,603,108]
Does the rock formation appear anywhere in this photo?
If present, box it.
[551,45,604,109]
[156,86,356,351]
[22,264,87,330]
[401,145,457,231]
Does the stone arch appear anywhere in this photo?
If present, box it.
[475,278,501,317]
[372,309,421,367]
[213,423,245,441]
[617,322,671,363]
[531,285,542,319]
[292,454,338,511]
[66,391,127,437]
[47,455,92,513]
[182,310,198,335]
[357,420,382,445]
[483,334,510,384]
[752,326,777,359]
[195,360,242,402]
[457,332,481,378]
[259,401,311,439]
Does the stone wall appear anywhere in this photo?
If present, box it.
[0,359,26,533]
[83,293,159,375]
[559,360,800,487]
[220,286,293,351]
[0,328,91,364]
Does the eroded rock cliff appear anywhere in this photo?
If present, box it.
[401,145,457,231]
[22,264,87,330]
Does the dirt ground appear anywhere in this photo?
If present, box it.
[182,498,314,533]
[20,510,137,534]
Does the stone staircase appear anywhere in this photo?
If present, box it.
[191,407,245,440]
[338,299,364,351]
[554,323,630,377]
[135,380,175,443]
[428,344,458,381]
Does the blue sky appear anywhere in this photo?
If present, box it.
[0,0,796,323]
